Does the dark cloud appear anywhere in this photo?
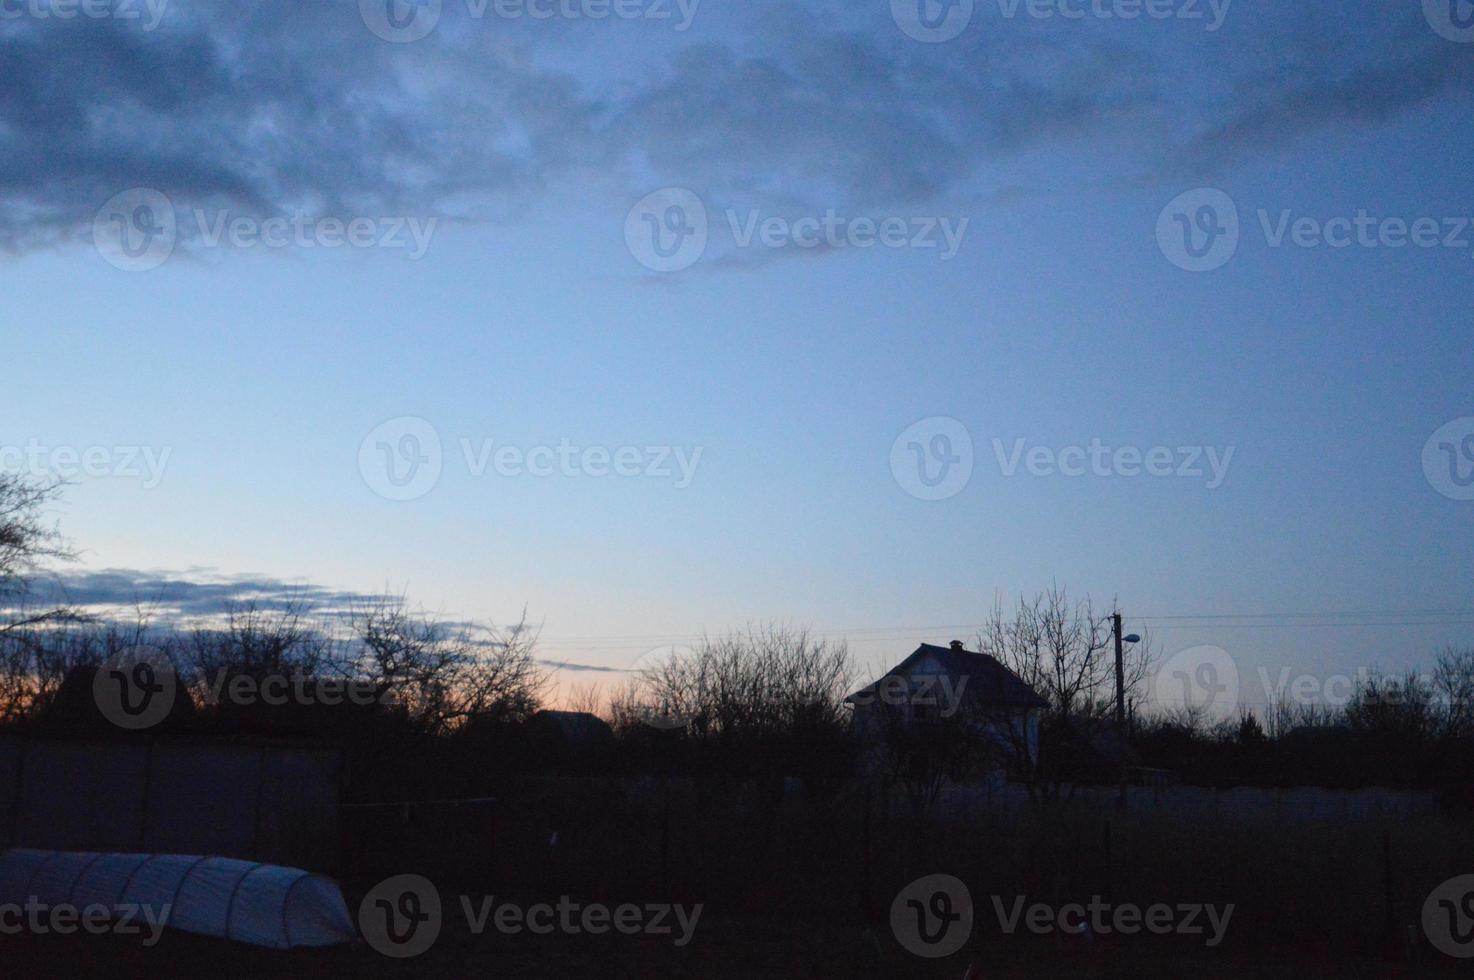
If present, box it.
[14,567,388,618]
[7,567,620,673]
[0,1,1467,254]
[539,659,626,673]
[0,2,604,249]
[1181,16,1474,173]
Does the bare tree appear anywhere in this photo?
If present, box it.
[1344,670,1435,747]
[0,476,88,720]
[629,624,853,739]
[183,600,333,684]
[561,682,608,718]
[1433,645,1474,739]
[976,587,1153,723]
[0,475,73,598]
[348,598,546,734]
[1259,691,1339,740]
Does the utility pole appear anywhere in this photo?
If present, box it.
[1114,611,1127,810]
[1113,612,1126,732]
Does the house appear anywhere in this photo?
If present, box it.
[846,641,1048,772]
[522,710,615,772]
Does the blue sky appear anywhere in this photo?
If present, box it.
[3,0,1473,707]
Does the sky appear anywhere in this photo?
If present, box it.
[2,0,1473,715]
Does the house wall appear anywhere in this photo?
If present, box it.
[850,656,1040,775]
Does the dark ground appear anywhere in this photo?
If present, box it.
[1,904,1466,979]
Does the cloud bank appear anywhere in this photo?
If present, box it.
[0,0,1468,254]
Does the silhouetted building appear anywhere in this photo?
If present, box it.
[846,641,1047,771]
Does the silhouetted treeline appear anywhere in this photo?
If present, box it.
[6,610,1474,804]
[1135,653,1474,807]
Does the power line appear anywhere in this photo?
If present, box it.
[533,610,1474,649]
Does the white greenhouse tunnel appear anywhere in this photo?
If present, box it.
[0,848,356,949]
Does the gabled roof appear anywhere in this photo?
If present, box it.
[846,643,1048,710]
[530,710,614,743]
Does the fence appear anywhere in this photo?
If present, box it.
[929,781,1441,821]
[0,736,342,871]
[459,773,1473,960]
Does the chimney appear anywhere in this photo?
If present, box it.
[949,640,965,652]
